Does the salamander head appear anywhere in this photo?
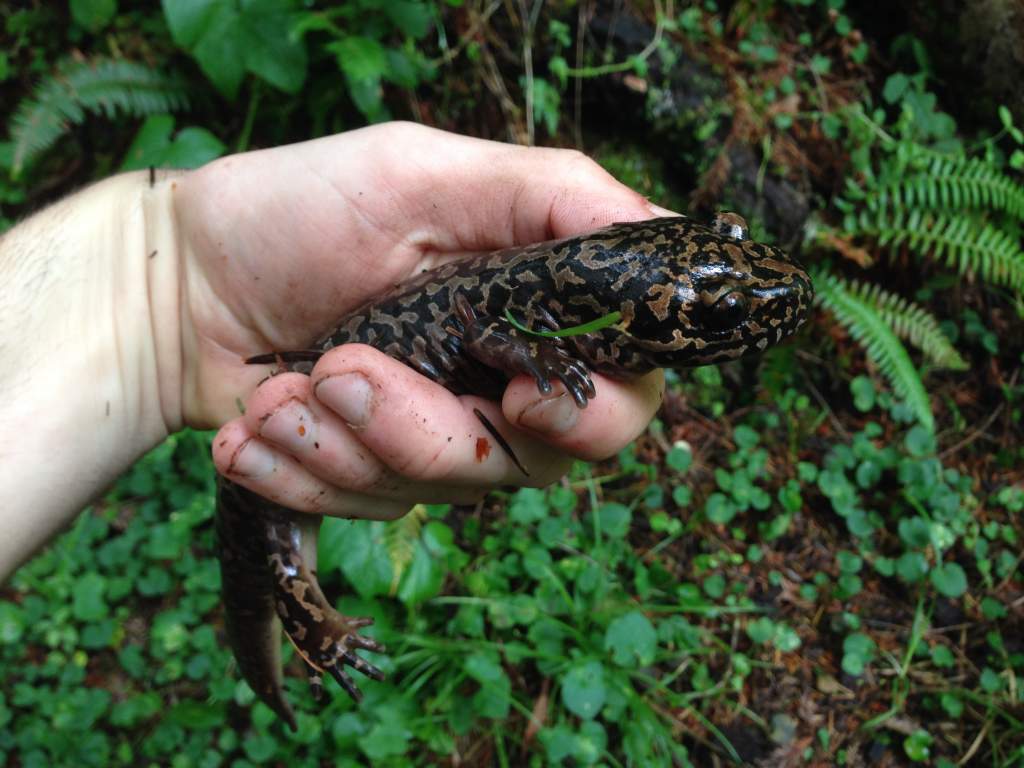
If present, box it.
[613,213,813,368]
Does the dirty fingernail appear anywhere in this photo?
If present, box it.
[260,400,317,450]
[315,373,373,427]
[230,439,278,479]
[516,394,579,435]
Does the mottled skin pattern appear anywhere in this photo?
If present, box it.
[215,214,813,729]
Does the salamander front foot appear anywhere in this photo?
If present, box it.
[453,293,597,407]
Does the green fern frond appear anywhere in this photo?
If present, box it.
[10,57,189,177]
[812,269,935,430]
[850,209,1024,293]
[835,278,968,370]
[868,155,1024,221]
[386,504,427,595]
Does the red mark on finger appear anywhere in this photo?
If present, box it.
[297,424,306,437]
[476,437,491,462]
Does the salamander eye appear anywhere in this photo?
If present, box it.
[700,290,748,330]
[712,212,749,241]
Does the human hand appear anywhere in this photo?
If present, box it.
[168,122,667,516]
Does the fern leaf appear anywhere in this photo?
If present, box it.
[868,154,1024,221]
[812,269,935,430]
[836,278,968,370]
[9,57,189,177]
[852,209,1024,293]
[386,504,427,596]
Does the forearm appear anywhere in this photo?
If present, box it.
[0,172,183,578]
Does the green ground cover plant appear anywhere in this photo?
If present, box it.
[1,1,1021,765]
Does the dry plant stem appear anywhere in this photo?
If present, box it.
[796,354,851,440]
[516,0,544,145]
[477,35,522,142]
[563,0,670,78]
[939,403,1005,459]
[572,1,589,147]
[431,0,503,67]
[958,718,991,766]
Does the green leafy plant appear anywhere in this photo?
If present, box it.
[7,57,189,178]
[812,72,1024,430]
[163,0,308,100]
[847,154,1024,292]
[120,115,225,171]
[2,5,1022,766]
[812,270,943,429]
[292,1,437,122]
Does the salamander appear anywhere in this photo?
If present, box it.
[215,213,813,728]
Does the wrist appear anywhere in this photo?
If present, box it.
[0,171,183,576]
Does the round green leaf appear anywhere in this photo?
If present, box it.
[903,729,932,762]
[850,375,876,411]
[508,488,549,523]
[71,0,117,33]
[895,551,929,583]
[746,617,774,645]
[358,721,410,760]
[330,36,388,81]
[0,603,25,643]
[320,519,393,598]
[930,644,955,668]
[595,503,631,538]
[72,573,108,621]
[541,725,577,762]
[930,562,967,598]
[604,611,657,667]
[575,720,608,765]
[702,573,726,599]
[666,442,692,472]
[396,542,445,605]
[561,661,606,719]
[733,424,759,450]
[705,492,736,525]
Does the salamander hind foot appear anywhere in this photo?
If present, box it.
[266,518,386,707]
[283,608,386,703]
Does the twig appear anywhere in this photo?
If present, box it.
[477,36,522,143]
[798,361,850,440]
[938,403,1004,459]
[562,0,670,78]
[572,0,589,147]
[515,0,545,145]
[957,718,991,766]
[430,0,503,67]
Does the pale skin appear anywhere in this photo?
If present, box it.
[0,121,667,579]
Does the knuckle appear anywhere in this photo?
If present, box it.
[394,435,459,481]
[250,374,310,411]
[378,120,426,143]
[559,148,602,178]
[525,458,573,487]
[211,423,249,476]
[313,342,382,377]
[334,460,389,494]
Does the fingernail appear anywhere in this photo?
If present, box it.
[260,400,317,450]
[516,393,579,435]
[315,373,373,427]
[230,439,277,478]
[648,203,681,218]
